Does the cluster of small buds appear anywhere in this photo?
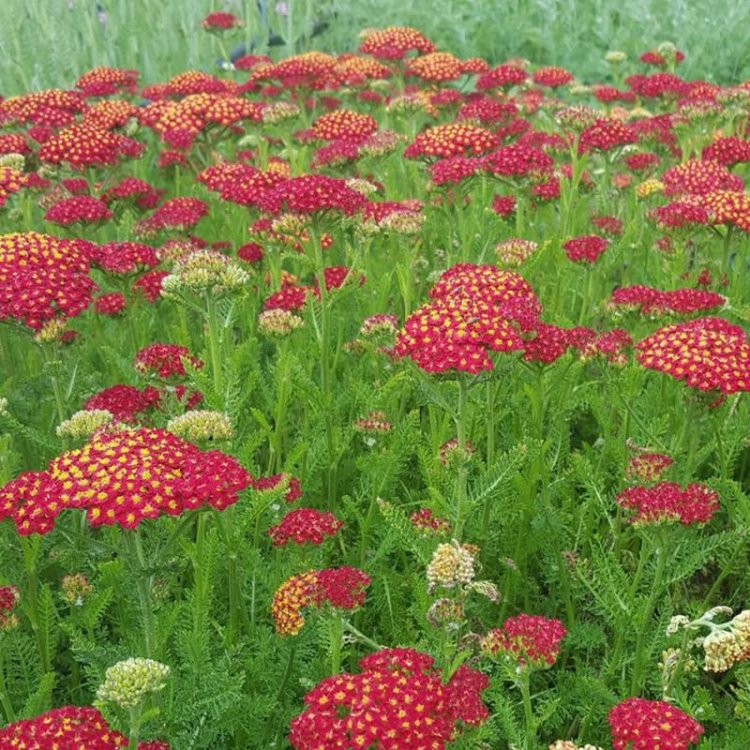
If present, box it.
[61,574,93,606]
[166,411,234,442]
[427,598,465,629]
[495,238,539,265]
[0,585,20,631]
[672,607,750,673]
[44,195,112,226]
[426,540,476,592]
[162,249,250,297]
[481,614,567,668]
[202,11,243,30]
[626,451,674,482]
[57,409,116,438]
[439,437,476,466]
[258,308,305,336]
[261,101,301,124]
[550,742,604,750]
[636,178,665,198]
[84,384,161,422]
[96,657,170,709]
[358,26,436,59]
[359,313,399,338]
[410,507,451,535]
[353,410,392,433]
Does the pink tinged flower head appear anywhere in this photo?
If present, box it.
[481,614,567,668]
[635,316,750,394]
[257,174,367,216]
[563,235,609,263]
[134,343,203,379]
[44,195,112,226]
[608,698,703,750]
[616,482,719,525]
[267,508,342,546]
[0,706,132,748]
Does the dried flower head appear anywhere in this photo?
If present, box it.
[426,540,476,592]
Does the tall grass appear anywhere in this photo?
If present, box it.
[1,0,750,93]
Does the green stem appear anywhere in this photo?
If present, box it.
[342,619,384,651]
[125,530,156,658]
[21,536,51,674]
[0,645,16,723]
[128,706,142,749]
[453,378,470,539]
[518,670,537,750]
[206,296,224,403]
[330,611,343,675]
[631,537,668,694]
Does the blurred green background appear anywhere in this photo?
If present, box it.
[1,0,749,95]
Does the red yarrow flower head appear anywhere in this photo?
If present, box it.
[0,428,253,534]
[94,292,126,315]
[290,647,488,750]
[134,343,203,380]
[481,614,567,668]
[405,123,498,159]
[616,482,719,526]
[626,451,674,482]
[635,316,750,394]
[202,12,243,30]
[257,174,367,216]
[138,197,209,234]
[608,698,703,750]
[267,508,343,546]
[0,706,132,749]
[358,26,435,59]
[0,584,20,631]
[45,195,112,226]
[84,384,161,422]
[563,235,608,264]
[312,109,377,143]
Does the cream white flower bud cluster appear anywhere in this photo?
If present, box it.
[167,410,234,442]
[96,657,170,709]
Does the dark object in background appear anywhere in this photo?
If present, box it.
[217,1,336,68]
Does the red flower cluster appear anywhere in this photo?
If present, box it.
[272,567,370,636]
[662,158,744,196]
[138,197,209,233]
[133,269,169,303]
[481,614,567,667]
[0,428,253,534]
[202,11,242,29]
[702,135,750,166]
[358,27,435,59]
[312,109,378,142]
[476,64,528,90]
[636,317,750,394]
[268,508,343,546]
[75,66,139,96]
[404,123,498,159]
[134,343,203,379]
[703,189,750,233]
[624,151,661,172]
[45,195,113,226]
[609,285,725,315]
[83,384,161,422]
[608,698,703,750]
[0,165,29,207]
[532,66,574,87]
[482,143,553,178]
[562,235,609,263]
[616,482,719,525]
[102,177,163,210]
[93,241,159,274]
[578,118,637,154]
[0,584,19,631]
[257,174,367,216]
[39,122,142,167]
[0,231,96,330]
[289,648,488,749]
[410,507,451,535]
[650,198,710,230]
[0,88,85,126]
[0,706,132,749]
[396,263,535,373]
[94,292,127,315]
[408,51,465,82]
[626,452,674,482]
